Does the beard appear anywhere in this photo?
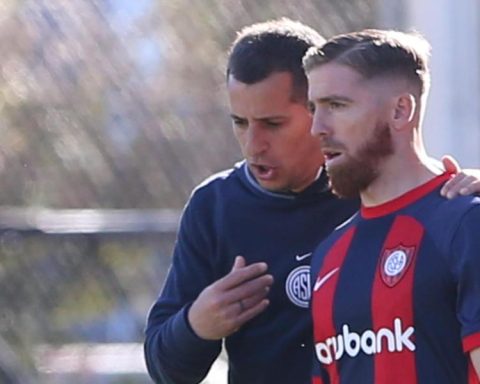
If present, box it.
[326,122,394,199]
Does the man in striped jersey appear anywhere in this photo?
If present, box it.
[305,29,480,383]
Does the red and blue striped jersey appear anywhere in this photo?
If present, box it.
[311,173,480,384]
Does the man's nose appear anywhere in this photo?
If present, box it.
[245,124,269,156]
[310,111,330,138]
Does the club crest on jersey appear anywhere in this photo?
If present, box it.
[285,265,310,308]
[380,246,415,287]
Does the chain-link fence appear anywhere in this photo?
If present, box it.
[0,0,376,382]
[0,208,179,383]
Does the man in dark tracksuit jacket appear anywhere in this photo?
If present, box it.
[145,161,357,383]
[145,19,341,384]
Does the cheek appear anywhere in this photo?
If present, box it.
[233,128,246,149]
[296,134,321,156]
[333,115,366,140]
[278,129,319,163]
[287,118,315,143]
[277,132,306,154]
[296,124,321,147]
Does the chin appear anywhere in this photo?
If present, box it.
[261,183,282,192]
[259,181,287,193]
[328,165,377,199]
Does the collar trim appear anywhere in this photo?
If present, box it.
[361,172,453,219]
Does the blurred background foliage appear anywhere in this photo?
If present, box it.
[0,0,375,382]
[0,0,376,209]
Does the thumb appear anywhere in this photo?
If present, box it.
[231,255,246,271]
[441,155,460,174]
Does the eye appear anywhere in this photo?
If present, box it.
[265,120,283,128]
[232,118,248,128]
[307,101,316,114]
[328,101,345,111]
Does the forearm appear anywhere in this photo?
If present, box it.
[144,191,225,382]
[145,305,222,384]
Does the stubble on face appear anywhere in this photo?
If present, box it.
[327,122,394,198]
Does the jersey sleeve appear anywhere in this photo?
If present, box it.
[144,192,222,383]
[450,203,480,352]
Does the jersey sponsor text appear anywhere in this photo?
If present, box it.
[315,318,415,364]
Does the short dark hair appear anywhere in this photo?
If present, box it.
[303,29,431,95]
[227,18,325,103]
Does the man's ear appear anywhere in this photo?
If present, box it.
[391,93,416,131]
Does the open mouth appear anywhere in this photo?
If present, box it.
[321,149,345,170]
[251,164,276,179]
[323,150,342,161]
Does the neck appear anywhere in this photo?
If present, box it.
[360,149,442,207]
[290,165,324,193]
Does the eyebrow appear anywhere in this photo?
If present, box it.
[313,95,353,104]
[230,114,287,122]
